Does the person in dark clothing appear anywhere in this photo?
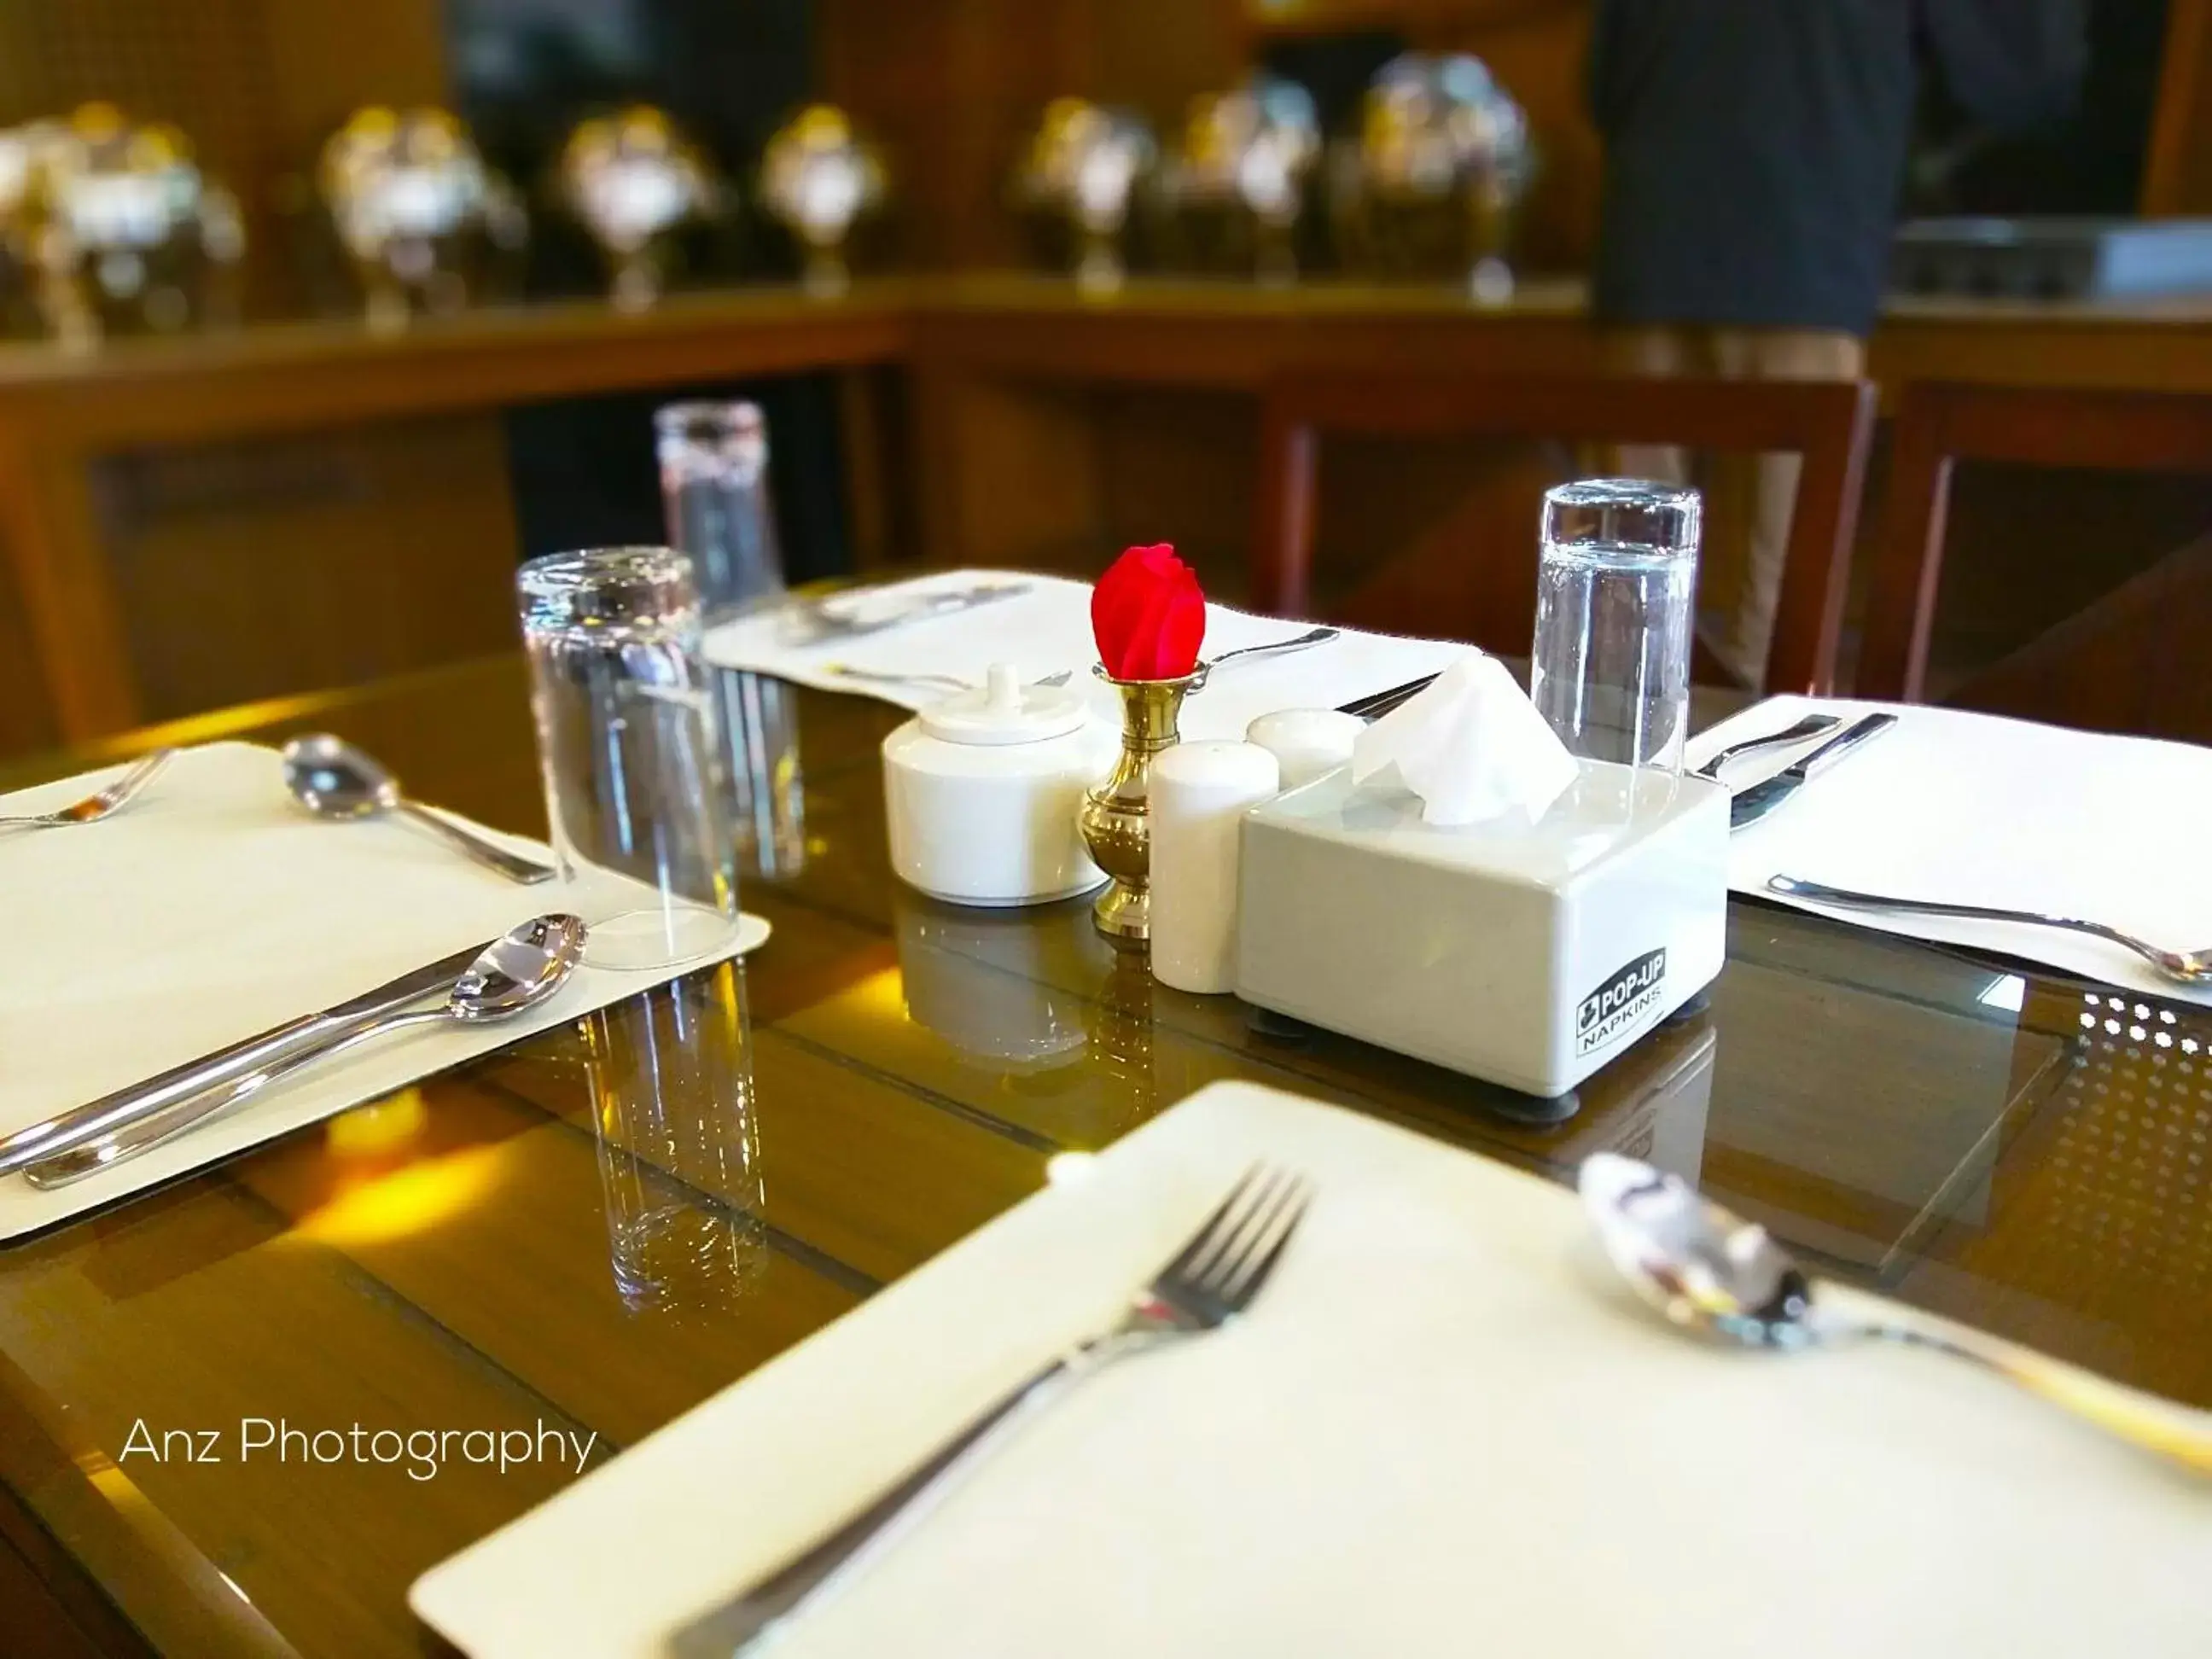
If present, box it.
[1588,1,2086,686]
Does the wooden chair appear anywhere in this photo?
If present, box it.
[1857,381,2212,705]
[1253,371,1878,695]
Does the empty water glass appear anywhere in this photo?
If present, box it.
[1530,478,1701,773]
[656,399,785,621]
[520,546,741,970]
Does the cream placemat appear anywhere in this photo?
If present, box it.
[1688,696,2212,1006]
[701,570,1468,741]
[412,1081,2209,1659]
[0,743,768,1241]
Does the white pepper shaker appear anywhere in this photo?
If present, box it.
[1246,708,1365,791]
[1150,740,1281,994]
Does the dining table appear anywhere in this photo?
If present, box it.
[0,652,2206,1658]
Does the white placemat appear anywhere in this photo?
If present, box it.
[701,570,1469,740]
[0,743,769,1241]
[1689,696,2212,1006]
[411,1081,2209,1659]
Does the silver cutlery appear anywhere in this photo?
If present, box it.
[1767,874,2212,986]
[1692,713,1843,781]
[0,748,176,830]
[780,581,1031,646]
[1339,672,1437,721]
[1201,625,1339,672]
[824,665,1074,693]
[282,735,556,884]
[1579,1151,2212,1475]
[1728,713,1897,830]
[20,916,587,1190]
[714,1165,1311,1651]
[0,940,494,1179]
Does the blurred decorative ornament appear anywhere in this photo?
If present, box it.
[1153,76,1319,284]
[0,121,66,335]
[318,106,527,330]
[1010,98,1155,293]
[12,104,244,346]
[759,104,885,296]
[1329,53,1534,300]
[556,105,725,311]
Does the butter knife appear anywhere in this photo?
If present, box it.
[1729,713,1898,830]
[0,940,489,1179]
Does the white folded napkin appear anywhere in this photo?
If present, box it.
[701,571,1468,745]
[1687,696,2212,1006]
[412,1082,2209,1659]
[1350,652,1579,825]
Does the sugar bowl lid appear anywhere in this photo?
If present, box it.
[918,663,1087,746]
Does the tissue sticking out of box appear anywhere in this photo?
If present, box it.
[1349,652,1579,826]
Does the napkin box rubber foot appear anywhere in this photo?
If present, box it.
[1234,762,1728,1098]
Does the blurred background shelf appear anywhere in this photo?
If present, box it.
[0,0,2208,765]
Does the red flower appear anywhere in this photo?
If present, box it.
[1091,544,1206,681]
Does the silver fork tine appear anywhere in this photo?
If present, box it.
[1214,1177,1310,1309]
[1157,1165,1265,1287]
[1189,1167,1292,1290]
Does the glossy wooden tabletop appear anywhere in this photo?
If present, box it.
[1,658,2207,1656]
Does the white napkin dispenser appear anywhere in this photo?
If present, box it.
[1235,762,1727,1098]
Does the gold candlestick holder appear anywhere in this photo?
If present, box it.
[1077,664,1206,946]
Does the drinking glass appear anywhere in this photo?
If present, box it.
[1530,478,1701,773]
[658,399,808,877]
[585,964,767,1319]
[520,545,741,969]
[655,399,785,621]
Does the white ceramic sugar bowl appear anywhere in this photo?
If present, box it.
[883,664,1118,906]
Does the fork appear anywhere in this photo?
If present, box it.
[825,665,1075,693]
[719,1165,1310,1652]
[1767,874,2212,986]
[0,748,176,830]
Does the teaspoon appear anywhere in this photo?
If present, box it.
[282,734,554,884]
[25,915,588,1189]
[1202,626,1339,672]
[1691,713,1842,780]
[1578,1152,2212,1475]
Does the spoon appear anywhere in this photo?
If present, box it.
[0,748,177,830]
[282,734,555,884]
[1691,713,1842,780]
[1766,875,2212,987]
[1578,1152,2212,1475]
[23,915,588,1190]
[1202,626,1339,673]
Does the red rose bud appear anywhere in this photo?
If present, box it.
[1091,543,1207,681]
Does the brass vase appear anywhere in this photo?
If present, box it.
[1077,667,1205,946]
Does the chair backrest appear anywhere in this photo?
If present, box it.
[1253,371,1877,695]
[1858,381,2212,703]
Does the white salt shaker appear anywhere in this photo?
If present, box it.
[883,664,1117,906]
[1150,740,1281,994]
[1247,708,1365,790]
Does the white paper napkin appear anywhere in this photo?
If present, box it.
[1349,650,1578,824]
[411,1081,2209,1659]
[0,743,769,1241]
[1687,696,2212,1005]
[701,570,1467,742]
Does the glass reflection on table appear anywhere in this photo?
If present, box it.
[717,668,806,882]
[584,963,767,1319]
